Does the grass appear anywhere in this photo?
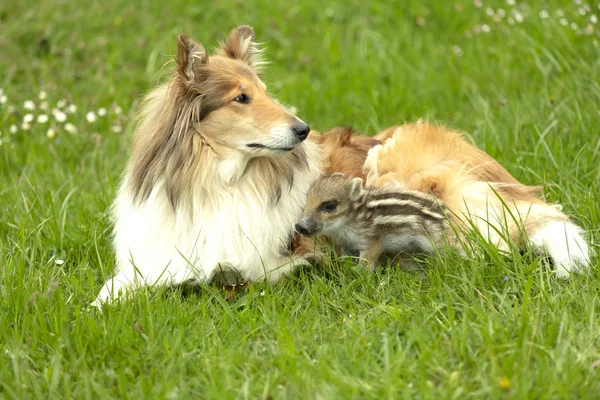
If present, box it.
[1,0,600,398]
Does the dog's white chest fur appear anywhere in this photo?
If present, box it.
[93,142,321,305]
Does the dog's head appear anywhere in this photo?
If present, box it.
[175,26,309,157]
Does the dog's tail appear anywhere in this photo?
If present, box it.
[450,181,591,277]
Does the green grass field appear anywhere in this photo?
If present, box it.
[1,0,600,398]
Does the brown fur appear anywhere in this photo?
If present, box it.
[126,26,310,210]
[310,126,381,180]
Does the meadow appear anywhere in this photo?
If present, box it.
[1,0,599,398]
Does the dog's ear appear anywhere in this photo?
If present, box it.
[176,34,208,81]
[219,25,264,69]
[349,177,364,201]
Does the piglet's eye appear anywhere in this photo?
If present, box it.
[234,94,250,104]
[320,201,338,213]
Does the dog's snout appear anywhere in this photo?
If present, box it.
[292,123,310,141]
[295,220,311,236]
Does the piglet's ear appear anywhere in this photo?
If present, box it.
[350,177,364,201]
[218,25,264,69]
[176,34,208,81]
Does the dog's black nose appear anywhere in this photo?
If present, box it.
[292,123,310,141]
[295,220,311,236]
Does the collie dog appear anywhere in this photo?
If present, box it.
[365,122,591,277]
[93,26,330,305]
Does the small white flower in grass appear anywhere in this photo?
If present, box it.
[556,9,565,17]
[486,8,494,16]
[506,0,515,6]
[571,22,578,30]
[574,0,582,5]
[508,17,515,25]
[23,113,34,123]
[260,290,265,296]
[474,0,482,8]
[24,100,35,110]
[86,111,97,123]
[21,122,31,131]
[560,18,568,26]
[111,125,123,133]
[97,107,107,116]
[57,99,67,108]
[64,123,77,133]
[113,105,122,115]
[482,24,491,32]
[47,128,56,139]
[39,91,47,100]
[55,259,64,265]
[514,12,523,23]
[66,104,77,113]
[591,15,597,24]
[453,45,464,56]
[39,101,48,110]
[497,9,506,18]
[9,124,17,134]
[579,7,587,16]
[539,10,549,19]
[37,114,49,123]
[0,95,7,104]
[54,110,67,123]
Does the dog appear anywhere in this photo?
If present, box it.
[364,121,591,277]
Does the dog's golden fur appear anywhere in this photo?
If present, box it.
[365,121,590,276]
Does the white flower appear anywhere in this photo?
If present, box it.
[591,15,597,24]
[23,113,34,123]
[556,9,565,17]
[560,18,568,26]
[452,45,464,56]
[39,91,47,100]
[64,123,77,133]
[0,95,6,104]
[539,10,549,19]
[47,128,56,139]
[514,12,523,23]
[86,111,97,123]
[497,8,506,18]
[574,0,582,5]
[66,104,77,113]
[9,124,17,134]
[57,99,67,108]
[37,114,49,123]
[21,122,31,131]
[260,290,265,296]
[571,22,578,30]
[24,100,36,110]
[97,107,107,116]
[55,259,64,265]
[482,24,491,32]
[486,8,494,16]
[54,111,67,123]
[579,7,587,16]
[111,125,123,133]
[508,17,515,25]
[113,105,122,115]
[39,101,49,110]
[474,0,482,8]
[506,0,515,5]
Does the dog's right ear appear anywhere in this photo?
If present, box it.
[176,34,208,81]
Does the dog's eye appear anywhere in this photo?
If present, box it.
[320,201,338,213]
[234,94,250,104]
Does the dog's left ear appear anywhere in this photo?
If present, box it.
[219,25,264,69]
